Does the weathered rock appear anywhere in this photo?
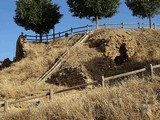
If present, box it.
[1,58,12,69]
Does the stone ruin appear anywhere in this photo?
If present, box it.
[87,29,137,67]
[15,35,27,61]
[47,65,93,88]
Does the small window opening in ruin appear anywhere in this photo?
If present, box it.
[114,43,129,66]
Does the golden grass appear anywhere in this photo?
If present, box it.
[0,42,70,98]
[1,78,160,120]
[0,29,160,120]
[0,34,84,98]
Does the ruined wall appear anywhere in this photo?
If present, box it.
[87,29,137,65]
[15,36,27,61]
[47,65,93,87]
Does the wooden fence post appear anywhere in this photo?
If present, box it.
[21,32,24,36]
[153,23,156,29]
[149,64,154,79]
[46,34,48,42]
[36,34,37,42]
[138,22,140,29]
[121,22,124,29]
[4,100,8,112]
[71,28,73,35]
[59,32,60,38]
[102,76,105,87]
[53,33,55,40]
[49,89,53,102]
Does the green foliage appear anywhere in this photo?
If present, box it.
[125,0,160,19]
[67,0,120,28]
[14,0,63,36]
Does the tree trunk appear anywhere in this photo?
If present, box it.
[96,16,99,29]
[149,16,152,29]
[39,33,42,43]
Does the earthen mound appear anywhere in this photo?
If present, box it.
[48,29,160,86]
[1,28,160,98]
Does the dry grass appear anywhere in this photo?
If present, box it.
[0,35,82,99]
[1,78,160,120]
[0,29,160,98]
[0,29,160,119]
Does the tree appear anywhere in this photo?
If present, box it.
[14,0,63,42]
[67,0,120,29]
[125,0,160,28]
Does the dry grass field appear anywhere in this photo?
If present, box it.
[0,28,160,119]
[1,78,160,120]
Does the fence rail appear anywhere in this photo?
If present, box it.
[101,64,159,87]
[1,63,160,112]
[0,82,97,112]
[24,22,160,42]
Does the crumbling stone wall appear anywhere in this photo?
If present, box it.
[103,34,137,61]
[87,29,137,66]
[15,35,27,61]
[47,65,93,87]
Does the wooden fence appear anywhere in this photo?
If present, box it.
[25,22,160,42]
[0,82,97,112]
[1,64,160,112]
[101,64,160,87]
[25,25,92,42]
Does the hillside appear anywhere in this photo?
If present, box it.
[0,28,160,99]
[2,79,160,120]
[0,28,160,119]
[0,29,160,114]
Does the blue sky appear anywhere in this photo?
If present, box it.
[0,0,159,61]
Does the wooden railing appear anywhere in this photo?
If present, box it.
[1,64,160,112]
[25,22,160,42]
[25,25,92,42]
[0,82,97,112]
[101,64,160,87]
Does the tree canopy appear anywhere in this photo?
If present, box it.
[125,0,160,28]
[14,0,63,42]
[67,0,120,29]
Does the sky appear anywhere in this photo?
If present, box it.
[0,0,159,61]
